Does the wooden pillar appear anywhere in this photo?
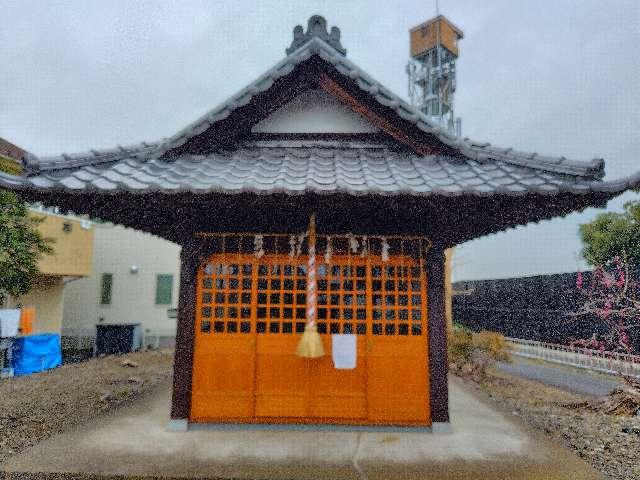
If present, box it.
[427,246,449,424]
[170,239,199,420]
[444,248,454,332]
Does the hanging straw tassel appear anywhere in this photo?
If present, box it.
[296,214,325,358]
[296,323,324,358]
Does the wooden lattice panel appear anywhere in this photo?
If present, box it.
[191,236,430,425]
[196,255,426,338]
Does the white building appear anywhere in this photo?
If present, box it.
[62,223,180,350]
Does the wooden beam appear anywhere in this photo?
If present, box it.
[444,248,454,332]
[17,189,615,254]
[317,74,436,156]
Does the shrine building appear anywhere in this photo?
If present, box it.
[1,15,636,431]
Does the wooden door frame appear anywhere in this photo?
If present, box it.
[170,239,448,425]
[170,239,200,420]
[426,246,449,423]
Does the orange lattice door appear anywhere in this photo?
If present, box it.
[307,259,368,420]
[191,249,430,426]
[253,256,368,421]
[191,258,257,421]
[253,257,313,418]
[367,258,430,424]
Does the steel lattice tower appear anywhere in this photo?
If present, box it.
[407,14,463,137]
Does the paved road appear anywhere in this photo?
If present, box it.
[495,355,624,397]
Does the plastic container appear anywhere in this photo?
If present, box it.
[20,308,34,335]
[11,334,62,376]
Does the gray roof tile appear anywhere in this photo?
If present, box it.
[122,36,604,182]
[1,19,633,200]
[7,140,623,197]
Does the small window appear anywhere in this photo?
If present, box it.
[429,98,440,116]
[100,273,113,305]
[155,274,174,305]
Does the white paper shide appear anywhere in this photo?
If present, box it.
[331,334,357,369]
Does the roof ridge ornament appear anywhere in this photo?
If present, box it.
[286,15,346,56]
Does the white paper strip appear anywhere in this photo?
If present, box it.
[331,334,357,369]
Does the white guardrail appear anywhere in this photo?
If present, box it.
[506,337,640,379]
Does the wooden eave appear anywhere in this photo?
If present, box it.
[13,187,613,249]
[161,57,456,159]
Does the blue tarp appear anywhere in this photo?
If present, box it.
[11,334,62,376]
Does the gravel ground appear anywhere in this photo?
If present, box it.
[494,356,623,397]
[0,349,174,465]
[473,368,640,480]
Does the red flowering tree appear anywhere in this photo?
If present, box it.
[571,256,637,354]
[573,202,640,355]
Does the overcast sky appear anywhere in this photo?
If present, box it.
[1,0,639,281]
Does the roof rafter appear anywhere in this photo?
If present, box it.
[317,74,437,156]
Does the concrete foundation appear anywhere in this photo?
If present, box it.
[430,421,453,433]
[166,418,188,432]
[1,377,602,480]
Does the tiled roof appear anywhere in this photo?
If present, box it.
[150,32,604,180]
[0,137,26,162]
[23,141,162,173]
[1,140,636,197]
[0,15,633,200]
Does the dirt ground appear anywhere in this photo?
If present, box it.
[2,349,638,480]
[0,349,174,466]
[471,367,640,480]
[1,475,189,480]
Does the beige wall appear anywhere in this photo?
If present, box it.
[63,224,181,344]
[34,212,94,276]
[2,211,93,336]
[7,275,65,334]
[0,154,22,175]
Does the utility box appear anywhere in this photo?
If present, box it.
[0,338,14,377]
[95,323,142,356]
[0,309,20,338]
